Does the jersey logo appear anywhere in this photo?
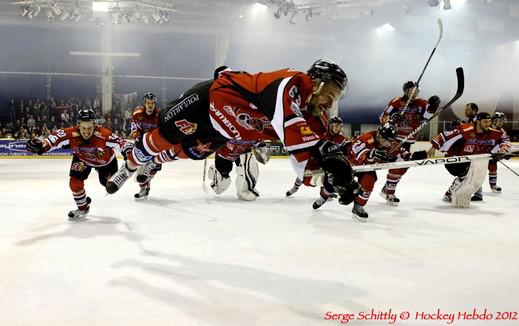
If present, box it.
[288,85,302,106]
[300,126,313,135]
[71,161,86,172]
[174,120,198,135]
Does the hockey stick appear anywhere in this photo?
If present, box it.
[352,151,519,172]
[390,67,464,153]
[498,160,519,177]
[392,20,444,122]
[202,158,209,194]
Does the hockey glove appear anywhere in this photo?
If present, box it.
[312,140,354,198]
[252,142,270,164]
[427,95,441,113]
[121,140,135,161]
[450,120,461,129]
[26,138,45,155]
[370,149,397,163]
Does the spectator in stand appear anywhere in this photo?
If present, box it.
[61,110,70,126]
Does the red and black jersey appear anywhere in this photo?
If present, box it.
[43,125,124,167]
[216,139,262,162]
[130,106,160,139]
[379,96,433,142]
[431,123,510,156]
[347,131,408,166]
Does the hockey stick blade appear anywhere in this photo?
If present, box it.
[391,67,464,152]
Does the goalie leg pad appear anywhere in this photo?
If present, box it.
[208,164,231,195]
[451,160,487,208]
[235,152,259,201]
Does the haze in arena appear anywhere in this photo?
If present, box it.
[1,1,518,325]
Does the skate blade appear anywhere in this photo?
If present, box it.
[352,213,368,223]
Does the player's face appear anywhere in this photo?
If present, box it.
[144,99,156,115]
[377,135,392,148]
[404,87,419,100]
[309,81,342,114]
[330,123,342,135]
[478,118,492,131]
[464,105,475,118]
[79,121,95,140]
[493,119,505,128]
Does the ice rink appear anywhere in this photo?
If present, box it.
[1,157,518,325]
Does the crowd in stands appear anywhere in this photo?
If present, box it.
[0,96,135,140]
[1,96,518,141]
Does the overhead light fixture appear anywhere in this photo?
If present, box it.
[428,0,440,6]
[443,0,452,9]
[92,1,110,13]
[484,0,493,4]
[31,6,41,18]
[60,11,70,20]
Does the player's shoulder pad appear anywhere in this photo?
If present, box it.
[388,97,401,106]
[94,126,113,139]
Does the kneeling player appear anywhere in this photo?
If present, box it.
[26,109,125,220]
[428,112,510,206]
[347,123,426,221]
[208,140,269,201]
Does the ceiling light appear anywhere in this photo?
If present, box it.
[428,0,440,6]
[92,1,110,13]
[376,23,396,32]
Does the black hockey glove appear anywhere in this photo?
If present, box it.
[26,138,45,155]
[312,139,354,197]
[338,180,360,206]
[370,149,397,163]
[410,150,428,160]
[389,112,405,124]
[121,141,134,161]
[427,95,441,113]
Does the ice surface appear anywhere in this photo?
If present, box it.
[0,158,518,325]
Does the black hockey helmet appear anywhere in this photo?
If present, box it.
[77,108,95,123]
[403,81,417,91]
[378,122,397,141]
[307,59,348,90]
[329,116,343,125]
[476,112,492,120]
[143,92,157,102]
[492,111,506,122]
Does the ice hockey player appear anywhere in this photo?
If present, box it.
[285,115,348,202]
[378,81,440,206]
[106,59,359,206]
[208,139,270,201]
[428,112,510,206]
[129,92,161,199]
[347,123,427,221]
[487,112,509,193]
[25,109,125,220]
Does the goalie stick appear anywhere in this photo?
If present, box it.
[352,151,518,173]
[390,66,465,153]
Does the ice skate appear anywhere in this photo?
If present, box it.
[134,186,150,200]
[68,197,91,221]
[380,186,400,206]
[352,202,368,222]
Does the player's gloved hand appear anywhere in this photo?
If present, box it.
[121,140,135,160]
[370,149,397,162]
[252,142,270,164]
[410,150,428,160]
[427,95,441,113]
[338,180,360,206]
[389,113,405,124]
[26,138,45,155]
[312,139,355,197]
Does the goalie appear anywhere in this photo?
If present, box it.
[208,140,270,201]
[427,112,510,207]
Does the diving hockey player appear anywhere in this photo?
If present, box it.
[106,59,359,207]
